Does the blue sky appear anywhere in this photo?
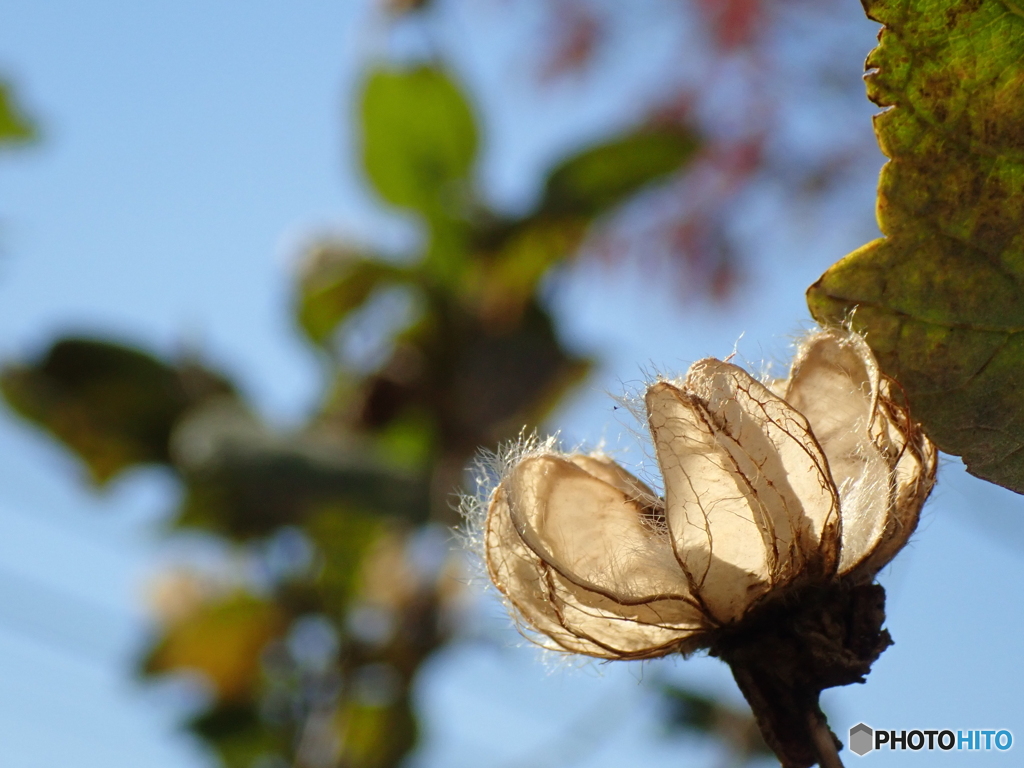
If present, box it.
[1,2,1022,767]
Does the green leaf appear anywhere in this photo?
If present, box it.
[0,81,35,147]
[0,339,233,484]
[298,243,411,345]
[462,127,699,309]
[360,66,477,217]
[540,126,697,218]
[807,0,1024,493]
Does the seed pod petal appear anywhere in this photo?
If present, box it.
[563,454,658,505]
[485,484,613,656]
[687,360,843,575]
[502,454,695,604]
[557,455,710,628]
[782,330,935,578]
[647,362,840,624]
[543,568,703,658]
[475,327,934,662]
[783,330,890,574]
[846,379,937,579]
[485,452,702,658]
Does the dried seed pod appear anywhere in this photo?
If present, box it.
[475,328,936,659]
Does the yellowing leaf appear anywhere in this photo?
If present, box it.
[144,594,285,703]
[807,0,1024,492]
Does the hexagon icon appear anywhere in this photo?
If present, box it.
[849,723,874,756]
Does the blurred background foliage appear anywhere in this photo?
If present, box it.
[0,62,698,768]
[0,0,882,765]
[0,80,36,148]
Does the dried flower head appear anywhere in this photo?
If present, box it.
[473,328,936,661]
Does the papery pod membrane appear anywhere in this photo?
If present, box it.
[647,362,840,625]
[544,565,705,635]
[849,378,937,580]
[780,330,935,580]
[488,483,692,658]
[485,453,703,659]
[686,360,841,577]
[477,333,931,767]
[564,454,659,510]
[481,330,933,667]
[556,454,707,634]
[646,381,771,624]
[485,484,610,656]
[782,331,890,575]
[542,567,702,659]
[504,455,695,605]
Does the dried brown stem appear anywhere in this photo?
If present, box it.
[808,710,845,768]
[710,582,891,768]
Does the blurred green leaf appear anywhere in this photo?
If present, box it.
[372,408,436,470]
[1,339,233,484]
[440,301,591,446]
[659,683,771,762]
[807,0,1024,493]
[189,704,288,768]
[471,216,587,321]
[0,81,35,146]
[540,126,697,218]
[303,507,388,617]
[336,696,417,768]
[298,244,411,345]
[361,66,477,218]
[422,214,474,288]
[144,594,286,704]
[177,438,430,537]
[353,301,590,452]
